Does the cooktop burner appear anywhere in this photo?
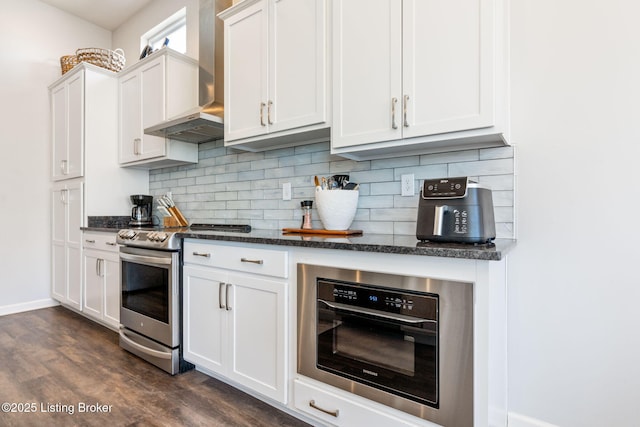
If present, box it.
[189,223,252,233]
[117,224,252,250]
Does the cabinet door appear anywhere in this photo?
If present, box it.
[51,84,67,180]
[402,0,495,138]
[66,72,84,179]
[331,0,403,148]
[51,181,83,310]
[269,0,326,134]
[51,186,66,301]
[183,266,227,375]
[140,57,167,159]
[119,72,141,163]
[66,181,84,310]
[227,272,287,403]
[224,0,269,142]
[83,250,103,320]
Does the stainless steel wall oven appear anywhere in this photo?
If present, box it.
[297,264,474,426]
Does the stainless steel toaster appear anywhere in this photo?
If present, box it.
[416,177,496,243]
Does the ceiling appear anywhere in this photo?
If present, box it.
[40,0,153,31]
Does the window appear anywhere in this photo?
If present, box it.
[141,8,187,55]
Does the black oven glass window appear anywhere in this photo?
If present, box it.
[122,261,169,323]
[316,278,438,407]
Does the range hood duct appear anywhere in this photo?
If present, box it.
[144,0,231,143]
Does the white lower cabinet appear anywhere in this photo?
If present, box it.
[82,232,120,330]
[183,241,288,404]
[294,379,419,427]
[51,180,83,310]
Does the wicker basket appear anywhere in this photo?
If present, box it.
[75,47,126,73]
[60,55,78,75]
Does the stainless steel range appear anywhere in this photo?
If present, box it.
[116,224,251,374]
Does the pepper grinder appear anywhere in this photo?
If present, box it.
[301,200,313,229]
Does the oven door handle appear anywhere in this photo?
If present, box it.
[120,252,172,266]
[118,328,172,360]
[318,300,435,325]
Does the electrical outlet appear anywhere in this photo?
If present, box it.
[401,174,414,196]
[282,182,292,201]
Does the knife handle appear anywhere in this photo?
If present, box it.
[169,206,188,227]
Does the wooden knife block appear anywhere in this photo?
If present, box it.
[163,216,182,227]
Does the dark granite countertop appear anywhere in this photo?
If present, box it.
[82,222,513,261]
[179,229,513,261]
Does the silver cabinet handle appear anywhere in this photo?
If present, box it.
[133,138,141,155]
[95,258,104,277]
[241,257,263,265]
[391,97,398,129]
[60,188,68,204]
[225,283,231,311]
[267,100,273,125]
[403,94,410,127]
[60,160,68,175]
[85,239,96,244]
[192,252,211,258]
[219,282,226,309]
[309,400,339,418]
[260,102,266,126]
[105,242,117,246]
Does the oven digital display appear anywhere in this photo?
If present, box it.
[325,281,437,320]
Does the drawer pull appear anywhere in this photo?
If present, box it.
[105,242,117,246]
[309,400,339,418]
[193,252,211,258]
[85,239,96,243]
[241,257,263,265]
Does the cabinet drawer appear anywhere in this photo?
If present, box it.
[83,232,119,253]
[184,241,288,278]
[294,379,419,427]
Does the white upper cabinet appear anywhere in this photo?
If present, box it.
[331,0,509,160]
[118,49,199,168]
[220,0,329,150]
[51,71,84,180]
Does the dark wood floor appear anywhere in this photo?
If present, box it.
[0,306,310,427]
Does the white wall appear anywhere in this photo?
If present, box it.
[0,0,111,313]
[508,1,640,426]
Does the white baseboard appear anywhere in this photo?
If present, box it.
[0,298,59,316]
[509,412,559,427]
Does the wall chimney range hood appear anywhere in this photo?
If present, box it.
[144,0,231,144]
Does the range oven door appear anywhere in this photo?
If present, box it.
[316,279,439,407]
[119,246,180,348]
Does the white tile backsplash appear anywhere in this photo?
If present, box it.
[150,140,515,237]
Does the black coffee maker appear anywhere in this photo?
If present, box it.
[129,195,153,227]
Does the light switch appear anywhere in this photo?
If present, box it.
[283,182,292,200]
